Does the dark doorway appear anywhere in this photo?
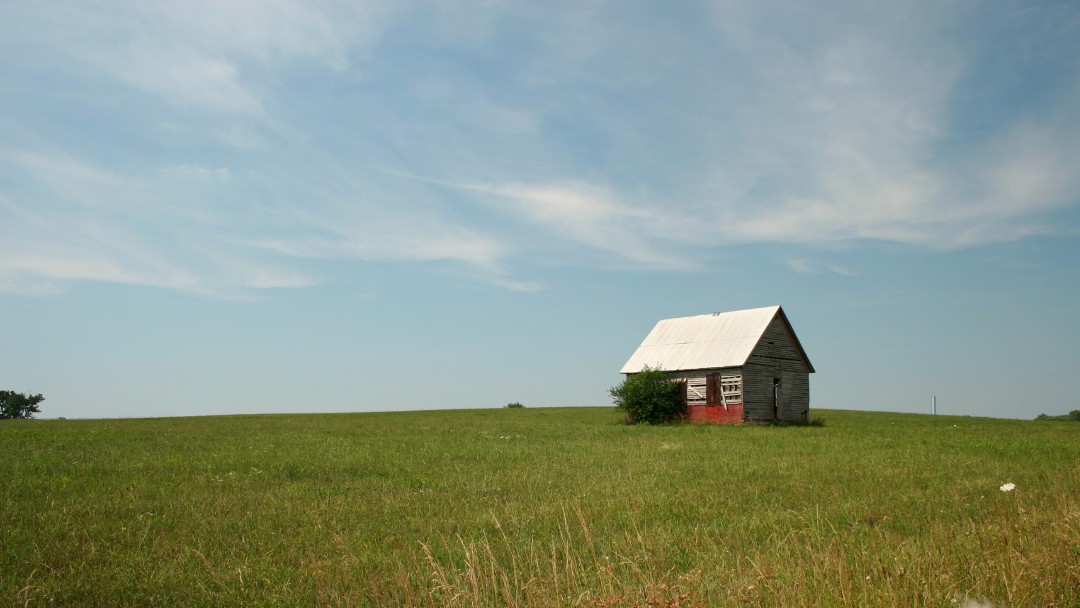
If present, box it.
[772,377,781,420]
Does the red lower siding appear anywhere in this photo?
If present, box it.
[687,403,743,424]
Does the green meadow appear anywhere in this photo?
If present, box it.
[2,408,1077,607]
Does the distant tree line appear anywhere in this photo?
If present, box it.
[1034,410,1080,422]
[0,391,44,419]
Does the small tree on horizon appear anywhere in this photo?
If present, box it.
[0,391,44,419]
[610,365,684,424]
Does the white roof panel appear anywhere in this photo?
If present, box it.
[619,305,781,374]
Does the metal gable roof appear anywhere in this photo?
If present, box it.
[619,305,793,374]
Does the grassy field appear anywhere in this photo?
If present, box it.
[2,407,1078,607]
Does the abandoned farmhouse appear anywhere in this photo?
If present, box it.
[620,305,814,423]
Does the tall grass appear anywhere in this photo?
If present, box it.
[2,408,1077,606]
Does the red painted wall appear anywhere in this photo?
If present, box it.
[687,402,743,424]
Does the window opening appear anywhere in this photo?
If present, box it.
[719,375,742,408]
[686,377,706,406]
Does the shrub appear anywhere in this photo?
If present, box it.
[609,365,684,424]
[504,402,525,409]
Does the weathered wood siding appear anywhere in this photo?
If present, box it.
[669,368,744,424]
[668,368,741,389]
[743,315,811,421]
[742,364,810,421]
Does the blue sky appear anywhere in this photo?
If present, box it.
[2,1,1079,420]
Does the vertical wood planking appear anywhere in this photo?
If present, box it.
[744,315,811,421]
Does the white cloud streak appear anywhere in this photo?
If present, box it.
[12,0,376,117]
[2,0,1078,297]
[0,148,525,298]
[461,181,695,270]
[691,0,1080,249]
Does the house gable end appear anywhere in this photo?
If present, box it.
[745,307,814,373]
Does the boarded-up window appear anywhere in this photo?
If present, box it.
[686,377,706,406]
[720,375,742,403]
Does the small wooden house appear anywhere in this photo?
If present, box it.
[620,305,814,423]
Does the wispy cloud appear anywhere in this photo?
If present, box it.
[0,146,530,298]
[682,0,1080,250]
[2,0,1077,298]
[10,152,145,210]
[398,0,1080,266]
[0,151,311,299]
[459,180,697,270]
[6,0,375,117]
[786,258,858,277]
[241,181,542,290]
[250,204,509,271]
